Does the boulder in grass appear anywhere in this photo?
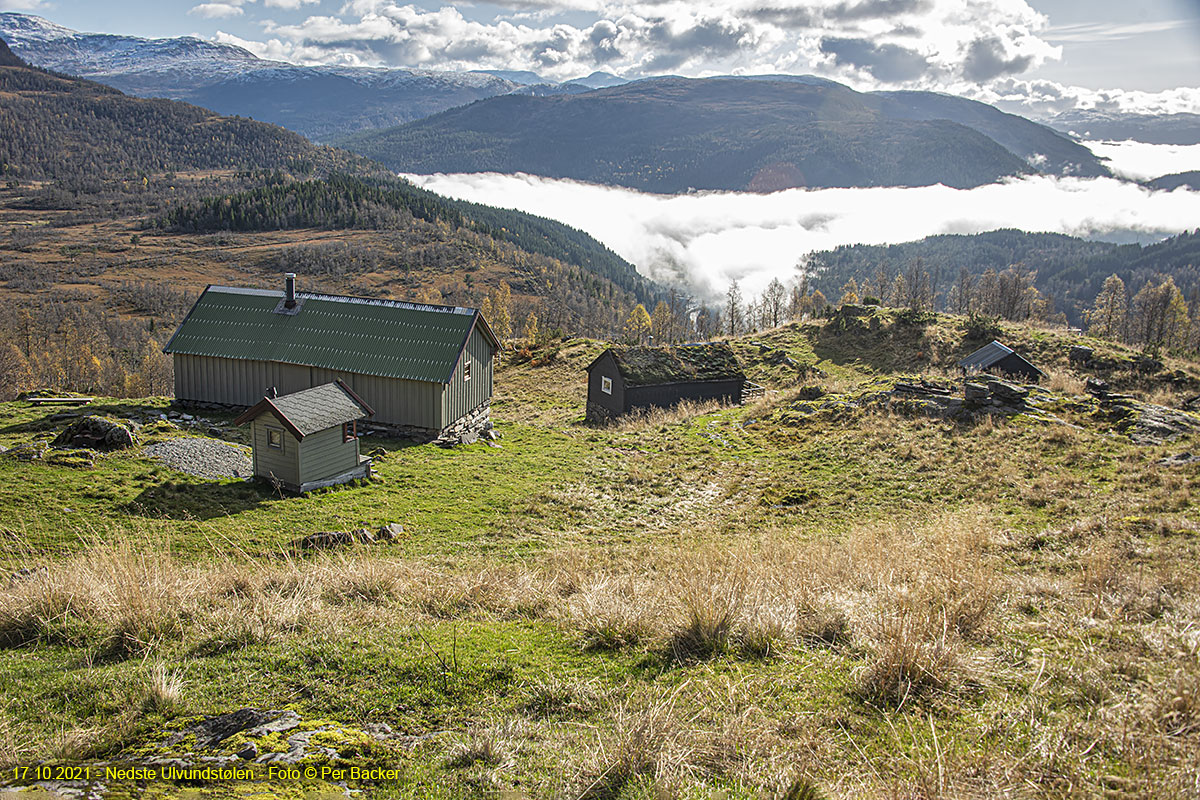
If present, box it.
[987,380,1029,405]
[53,416,136,451]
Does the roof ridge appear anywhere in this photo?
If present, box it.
[207,285,476,316]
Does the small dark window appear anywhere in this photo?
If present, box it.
[267,428,283,449]
[343,420,357,442]
[464,360,473,382]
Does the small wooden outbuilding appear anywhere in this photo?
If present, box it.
[586,342,747,423]
[957,340,1044,381]
[235,381,374,493]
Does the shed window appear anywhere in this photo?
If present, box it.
[267,428,283,449]
[343,420,357,442]
[464,360,472,382]
[601,376,613,395]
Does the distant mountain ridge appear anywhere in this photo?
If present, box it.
[0,12,520,141]
[336,76,1110,193]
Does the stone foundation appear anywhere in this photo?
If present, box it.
[178,398,493,445]
[433,400,493,445]
[585,400,616,425]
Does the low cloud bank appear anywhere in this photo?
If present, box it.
[407,172,1200,301]
[1083,140,1200,181]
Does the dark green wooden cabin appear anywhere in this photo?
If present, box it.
[586,342,747,423]
[234,381,374,493]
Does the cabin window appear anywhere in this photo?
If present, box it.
[601,376,613,395]
[267,428,283,449]
[464,360,473,382]
[343,420,357,442]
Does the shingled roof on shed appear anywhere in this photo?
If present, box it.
[164,286,498,383]
[234,381,373,439]
[596,342,745,387]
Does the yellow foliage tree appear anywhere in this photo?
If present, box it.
[623,303,653,344]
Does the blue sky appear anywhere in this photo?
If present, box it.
[3,0,1198,105]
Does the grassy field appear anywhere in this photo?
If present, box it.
[1,311,1198,799]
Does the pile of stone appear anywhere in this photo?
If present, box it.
[295,522,405,550]
[52,416,136,451]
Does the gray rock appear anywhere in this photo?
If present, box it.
[1069,345,1093,364]
[296,528,378,549]
[236,742,258,760]
[256,729,339,765]
[169,709,294,749]
[377,523,404,541]
[5,442,46,461]
[964,383,989,402]
[987,380,1029,405]
[1086,378,1110,397]
[244,710,301,737]
[1157,452,1200,466]
[53,416,136,451]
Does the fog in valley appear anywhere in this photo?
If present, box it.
[408,142,1200,301]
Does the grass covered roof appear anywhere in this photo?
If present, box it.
[605,342,745,387]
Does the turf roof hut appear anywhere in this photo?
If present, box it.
[235,381,374,493]
[165,276,498,441]
[957,340,1045,381]
[586,342,747,423]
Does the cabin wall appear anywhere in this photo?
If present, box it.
[174,354,445,430]
[441,326,495,426]
[174,354,309,408]
[586,352,625,422]
[993,353,1042,381]
[625,379,744,412]
[310,370,443,430]
[251,417,299,487]
[298,426,359,484]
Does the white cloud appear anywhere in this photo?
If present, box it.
[1044,20,1185,43]
[978,79,1200,116]
[0,0,47,9]
[264,0,321,8]
[248,0,1061,82]
[407,172,1200,300]
[190,2,249,19]
[1083,141,1200,181]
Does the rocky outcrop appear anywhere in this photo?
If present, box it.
[295,522,404,550]
[52,416,136,451]
[1097,398,1200,445]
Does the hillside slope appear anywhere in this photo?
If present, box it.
[336,77,1107,192]
[0,313,1197,797]
[0,54,364,180]
[807,228,1200,324]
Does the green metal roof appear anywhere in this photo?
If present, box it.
[165,286,497,383]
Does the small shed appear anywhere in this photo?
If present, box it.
[957,340,1044,381]
[234,381,374,493]
[586,342,747,423]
